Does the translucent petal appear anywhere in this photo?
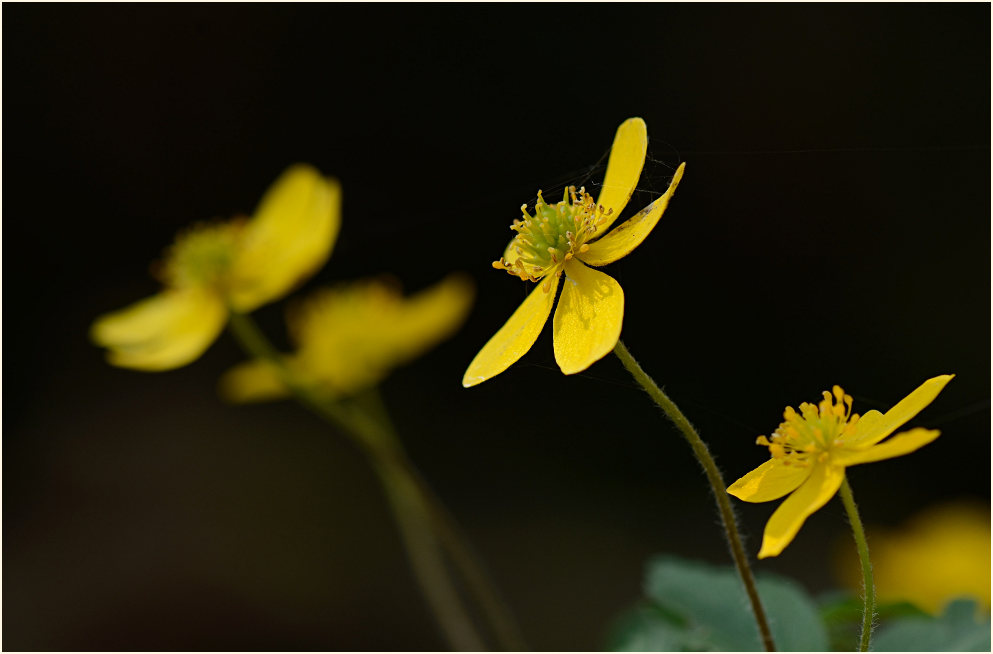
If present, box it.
[758,463,845,559]
[835,428,941,466]
[218,359,290,403]
[90,288,227,371]
[581,162,685,266]
[228,165,342,311]
[593,117,648,236]
[462,276,560,387]
[727,457,813,503]
[848,375,954,446]
[502,237,520,267]
[841,409,883,443]
[552,260,624,375]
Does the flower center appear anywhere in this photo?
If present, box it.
[159,219,245,289]
[492,186,611,284]
[757,385,862,466]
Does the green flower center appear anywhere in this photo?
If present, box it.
[159,219,245,289]
[493,186,610,282]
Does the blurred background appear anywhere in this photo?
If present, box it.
[4,4,989,650]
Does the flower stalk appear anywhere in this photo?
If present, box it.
[227,310,524,651]
[839,475,875,652]
[612,339,776,652]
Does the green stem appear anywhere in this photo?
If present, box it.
[372,457,485,651]
[352,392,526,650]
[388,447,528,651]
[227,311,523,650]
[839,475,875,652]
[613,339,776,652]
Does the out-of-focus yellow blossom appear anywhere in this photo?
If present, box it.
[91,165,340,371]
[220,275,474,401]
[727,375,954,558]
[463,118,685,386]
[836,502,990,615]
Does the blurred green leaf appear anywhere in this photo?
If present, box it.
[608,555,829,651]
[872,598,991,652]
[607,603,692,651]
[819,591,930,651]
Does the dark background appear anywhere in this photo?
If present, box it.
[4,4,989,650]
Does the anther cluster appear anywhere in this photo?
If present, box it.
[492,186,611,289]
[160,220,245,288]
[757,386,862,466]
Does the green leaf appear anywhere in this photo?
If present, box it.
[872,598,991,652]
[636,555,829,651]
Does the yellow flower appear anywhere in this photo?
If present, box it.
[90,165,341,371]
[220,275,474,402]
[835,502,990,615]
[462,118,686,387]
[727,375,954,559]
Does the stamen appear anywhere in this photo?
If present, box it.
[494,184,601,282]
[759,386,862,462]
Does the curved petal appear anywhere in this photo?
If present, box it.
[580,162,685,266]
[462,276,560,387]
[727,457,813,503]
[552,260,624,375]
[90,288,227,371]
[593,117,648,237]
[228,165,342,311]
[849,375,954,446]
[835,428,941,467]
[218,359,290,403]
[758,463,844,559]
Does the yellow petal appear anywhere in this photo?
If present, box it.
[841,409,883,443]
[228,164,342,311]
[593,117,648,237]
[218,359,290,403]
[462,276,560,387]
[580,162,685,266]
[835,428,941,466]
[90,288,227,371]
[848,375,954,446]
[552,260,624,375]
[387,274,475,364]
[727,458,813,503]
[758,463,844,558]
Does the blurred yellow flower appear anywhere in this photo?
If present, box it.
[463,118,685,386]
[220,275,474,401]
[836,502,991,615]
[727,375,954,558]
[90,165,340,371]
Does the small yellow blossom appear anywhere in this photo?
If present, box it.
[90,165,340,371]
[463,118,686,386]
[727,375,954,559]
[220,275,474,401]
[836,502,990,615]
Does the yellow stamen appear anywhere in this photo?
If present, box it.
[759,385,857,463]
[493,185,607,282]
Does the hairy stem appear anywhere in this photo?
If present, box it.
[839,475,875,652]
[613,339,776,652]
